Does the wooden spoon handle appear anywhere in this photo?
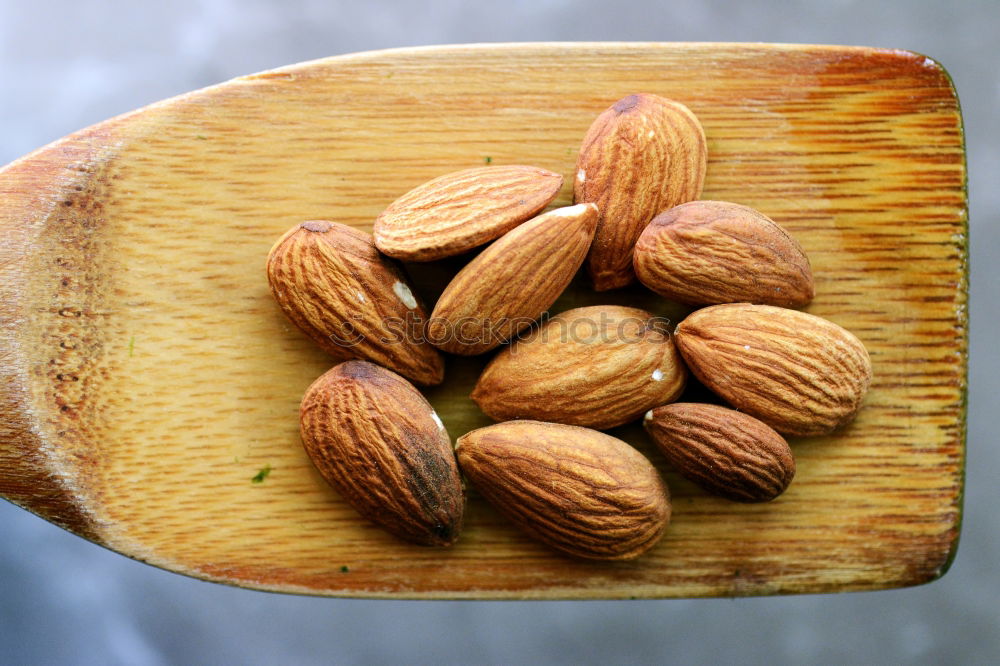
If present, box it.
[0,123,130,539]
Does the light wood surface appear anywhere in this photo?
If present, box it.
[0,43,966,599]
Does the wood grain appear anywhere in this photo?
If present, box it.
[0,43,966,598]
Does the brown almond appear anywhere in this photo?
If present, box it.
[373,165,563,261]
[456,420,670,560]
[300,361,464,546]
[633,200,814,307]
[266,220,444,385]
[471,305,686,429]
[575,93,707,291]
[674,304,872,436]
[644,403,795,502]
[427,204,598,355]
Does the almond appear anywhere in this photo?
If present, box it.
[266,220,444,386]
[471,305,686,429]
[373,165,563,261]
[427,204,598,355]
[575,93,707,291]
[644,403,795,502]
[300,361,464,546]
[674,304,872,436]
[456,420,670,560]
[633,200,814,307]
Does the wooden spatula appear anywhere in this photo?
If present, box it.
[0,43,966,599]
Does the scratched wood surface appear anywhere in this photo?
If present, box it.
[0,43,966,599]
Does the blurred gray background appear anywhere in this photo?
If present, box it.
[1,1,996,664]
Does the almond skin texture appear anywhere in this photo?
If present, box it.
[674,304,872,436]
[428,204,598,355]
[266,221,444,386]
[633,200,814,307]
[373,165,563,261]
[471,305,686,429]
[644,403,795,502]
[575,93,707,291]
[300,361,464,546]
[456,420,670,560]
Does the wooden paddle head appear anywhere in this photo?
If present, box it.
[0,43,966,598]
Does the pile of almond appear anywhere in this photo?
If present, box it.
[266,93,872,561]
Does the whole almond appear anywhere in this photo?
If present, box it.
[644,403,795,502]
[456,420,670,560]
[633,200,814,307]
[374,165,563,261]
[674,304,872,436]
[472,305,686,429]
[266,221,444,385]
[300,361,464,546]
[428,204,598,355]
[575,93,707,291]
